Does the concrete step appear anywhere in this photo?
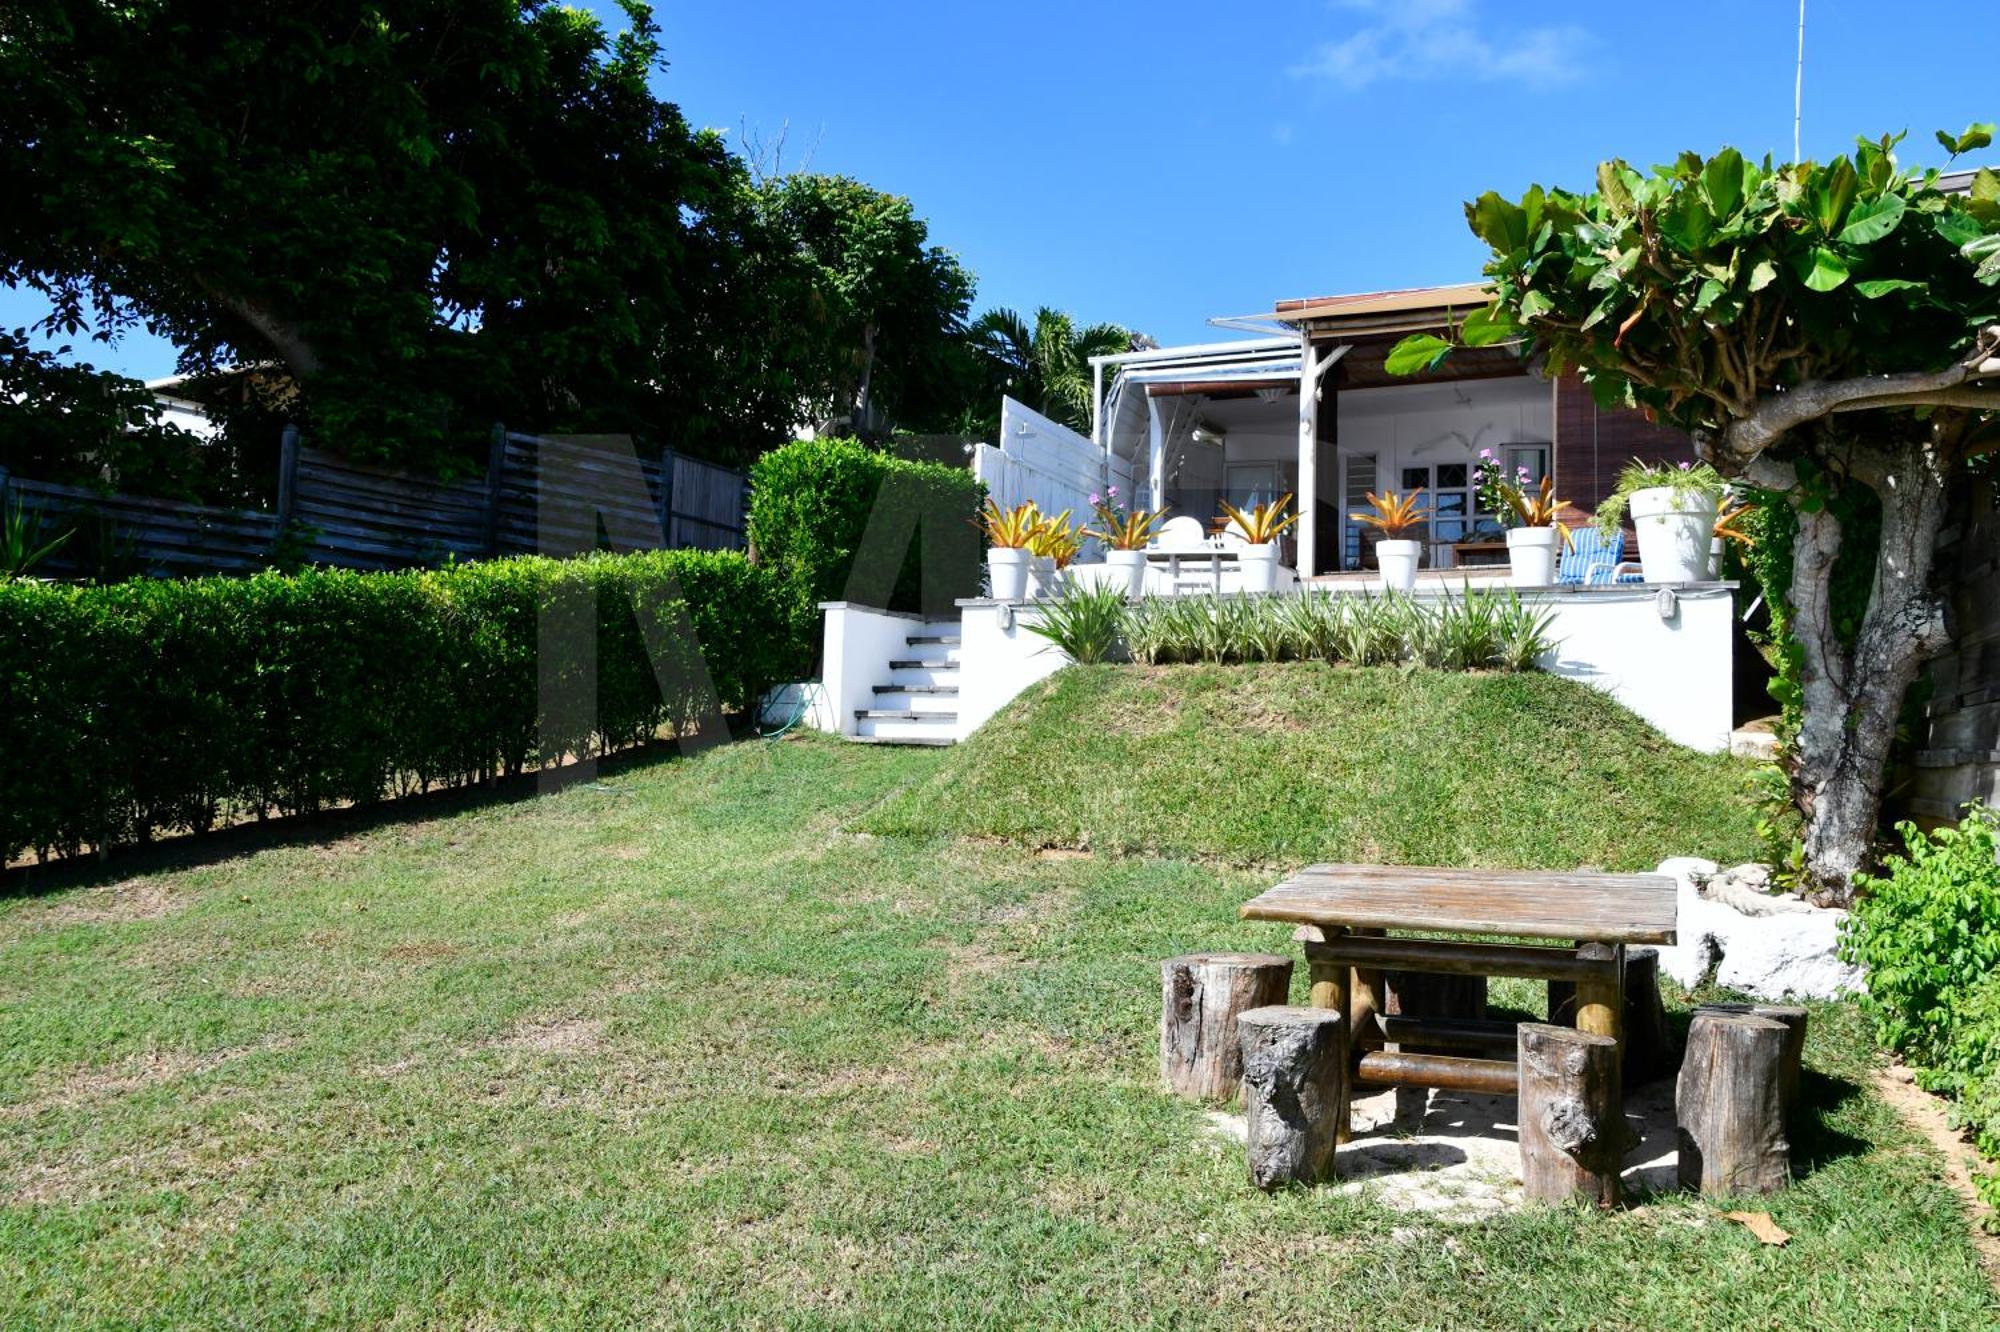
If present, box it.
[887,658,959,672]
[872,683,958,695]
[905,634,961,646]
[854,710,959,744]
[848,733,957,747]
[883,664,958,689]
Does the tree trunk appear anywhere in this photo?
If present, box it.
[1237,1006,1347,1189]
[1159,952,1294,1100]
[1779,432,1954,903]
[849,319,878,434]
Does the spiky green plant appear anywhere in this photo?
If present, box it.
[1025,580,1127,664]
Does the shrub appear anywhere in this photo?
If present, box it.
[747,438,985,674]
[1116,590,1553,671]
[0,549,787,862]
[1842,805,2000,1211]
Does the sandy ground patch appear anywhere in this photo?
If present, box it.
[1206,1077,1681,1221]
[487,1016,605,1055]
[2,1038,289,1122]
[1873,1061,2000,1293]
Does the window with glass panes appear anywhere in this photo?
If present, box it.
[1399,461,1475,546]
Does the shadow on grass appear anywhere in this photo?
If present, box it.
[1791,1066,1871,1172]
[0,732,734,901]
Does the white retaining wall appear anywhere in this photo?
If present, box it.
[812,582,1736,752]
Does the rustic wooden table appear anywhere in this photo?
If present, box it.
[1240,863,1678,1140]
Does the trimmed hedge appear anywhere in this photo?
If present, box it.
[747,438,985,673]
[0,549,787,862]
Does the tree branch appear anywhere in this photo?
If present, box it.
[1712,325,2000,473]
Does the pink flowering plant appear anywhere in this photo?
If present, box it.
[1474,449,1566,529]
[1085,484,1168,550]
[1594,457,1727,533]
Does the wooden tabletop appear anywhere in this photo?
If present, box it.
[1241,864,1678,945]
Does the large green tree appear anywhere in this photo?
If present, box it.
[745,173,974,439]
[969,306,1132,433]
[1395,129,2000,899]
[0,0,800,468]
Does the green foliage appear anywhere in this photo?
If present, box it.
[746,438,986,672]
[863,662,1762,871]
[0,549,786,862]
[1391,134,2000,432]
[966,307,1131,434]
[0,2,817,468]
[0,331,270,503]
[1593,459,1729,534]
[744,173,977,437]
[1119,591,1553,671]
[1843,806,2000,1209]
[1025,581,1127,664]
[0,493,70,580]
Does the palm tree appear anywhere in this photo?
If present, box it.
[969,307,1131,433]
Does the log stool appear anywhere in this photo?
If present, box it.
[1237,1006,1347,1189]
[1517,1023,1635,1207]
[1676,1007,1794,1196]
[1159,952,1293,1100]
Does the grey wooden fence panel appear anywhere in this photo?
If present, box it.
[493,433,746,556]
[1901,480,2000,822]
[1,430,747,580]
[293,448,492,571]
[6,474,280,577]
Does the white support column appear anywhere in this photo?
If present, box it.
[1148,393,1167,512]
[1296,340,1321,577]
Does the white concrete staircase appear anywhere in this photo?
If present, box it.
[851,618,961,745]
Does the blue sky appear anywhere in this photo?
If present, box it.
[8,0,1994,379]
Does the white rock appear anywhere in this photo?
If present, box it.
[1651,858,1865,1000]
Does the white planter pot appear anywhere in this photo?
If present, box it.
[1238,543,1278,594]
[986,547,1029,601]
[1029,554,1059,599]
[1104,548,1147,598]
[1376,539,1421,593]
[1505,526,1561,587]
[1708,536,1727,581]
[1629,486,1721,584]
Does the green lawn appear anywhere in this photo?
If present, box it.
[865,662,1766,871]
[0,732,1991,1329]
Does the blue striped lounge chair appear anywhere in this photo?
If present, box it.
[1558,528,1644,585]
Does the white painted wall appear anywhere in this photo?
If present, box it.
[976,397,1112,521]
[945,583,1734,752]
[1337,376,1554,569]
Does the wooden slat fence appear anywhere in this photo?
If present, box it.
[0,428,747,580]
[0,470,280,578]
[1900,479,2000,822]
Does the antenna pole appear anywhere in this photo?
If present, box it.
[1793,0,1806,163]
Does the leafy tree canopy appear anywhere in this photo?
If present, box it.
[0,0,806,469]
[744,173,975,439]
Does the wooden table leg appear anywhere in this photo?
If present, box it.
[1301,926,1353,1143]
[1573,942,1626,1106]
[1348,929,1384,1051]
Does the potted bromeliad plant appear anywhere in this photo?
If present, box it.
[1086,485,1165,598]
[978,499,1040,600]
[1218,493,1299,594]
[1027,508,1082,599]
[1596,459,1726,584]
[1473,451,1570,587]
[1350,488,1425,592]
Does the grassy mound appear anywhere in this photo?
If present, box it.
[863,662,1763,871]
